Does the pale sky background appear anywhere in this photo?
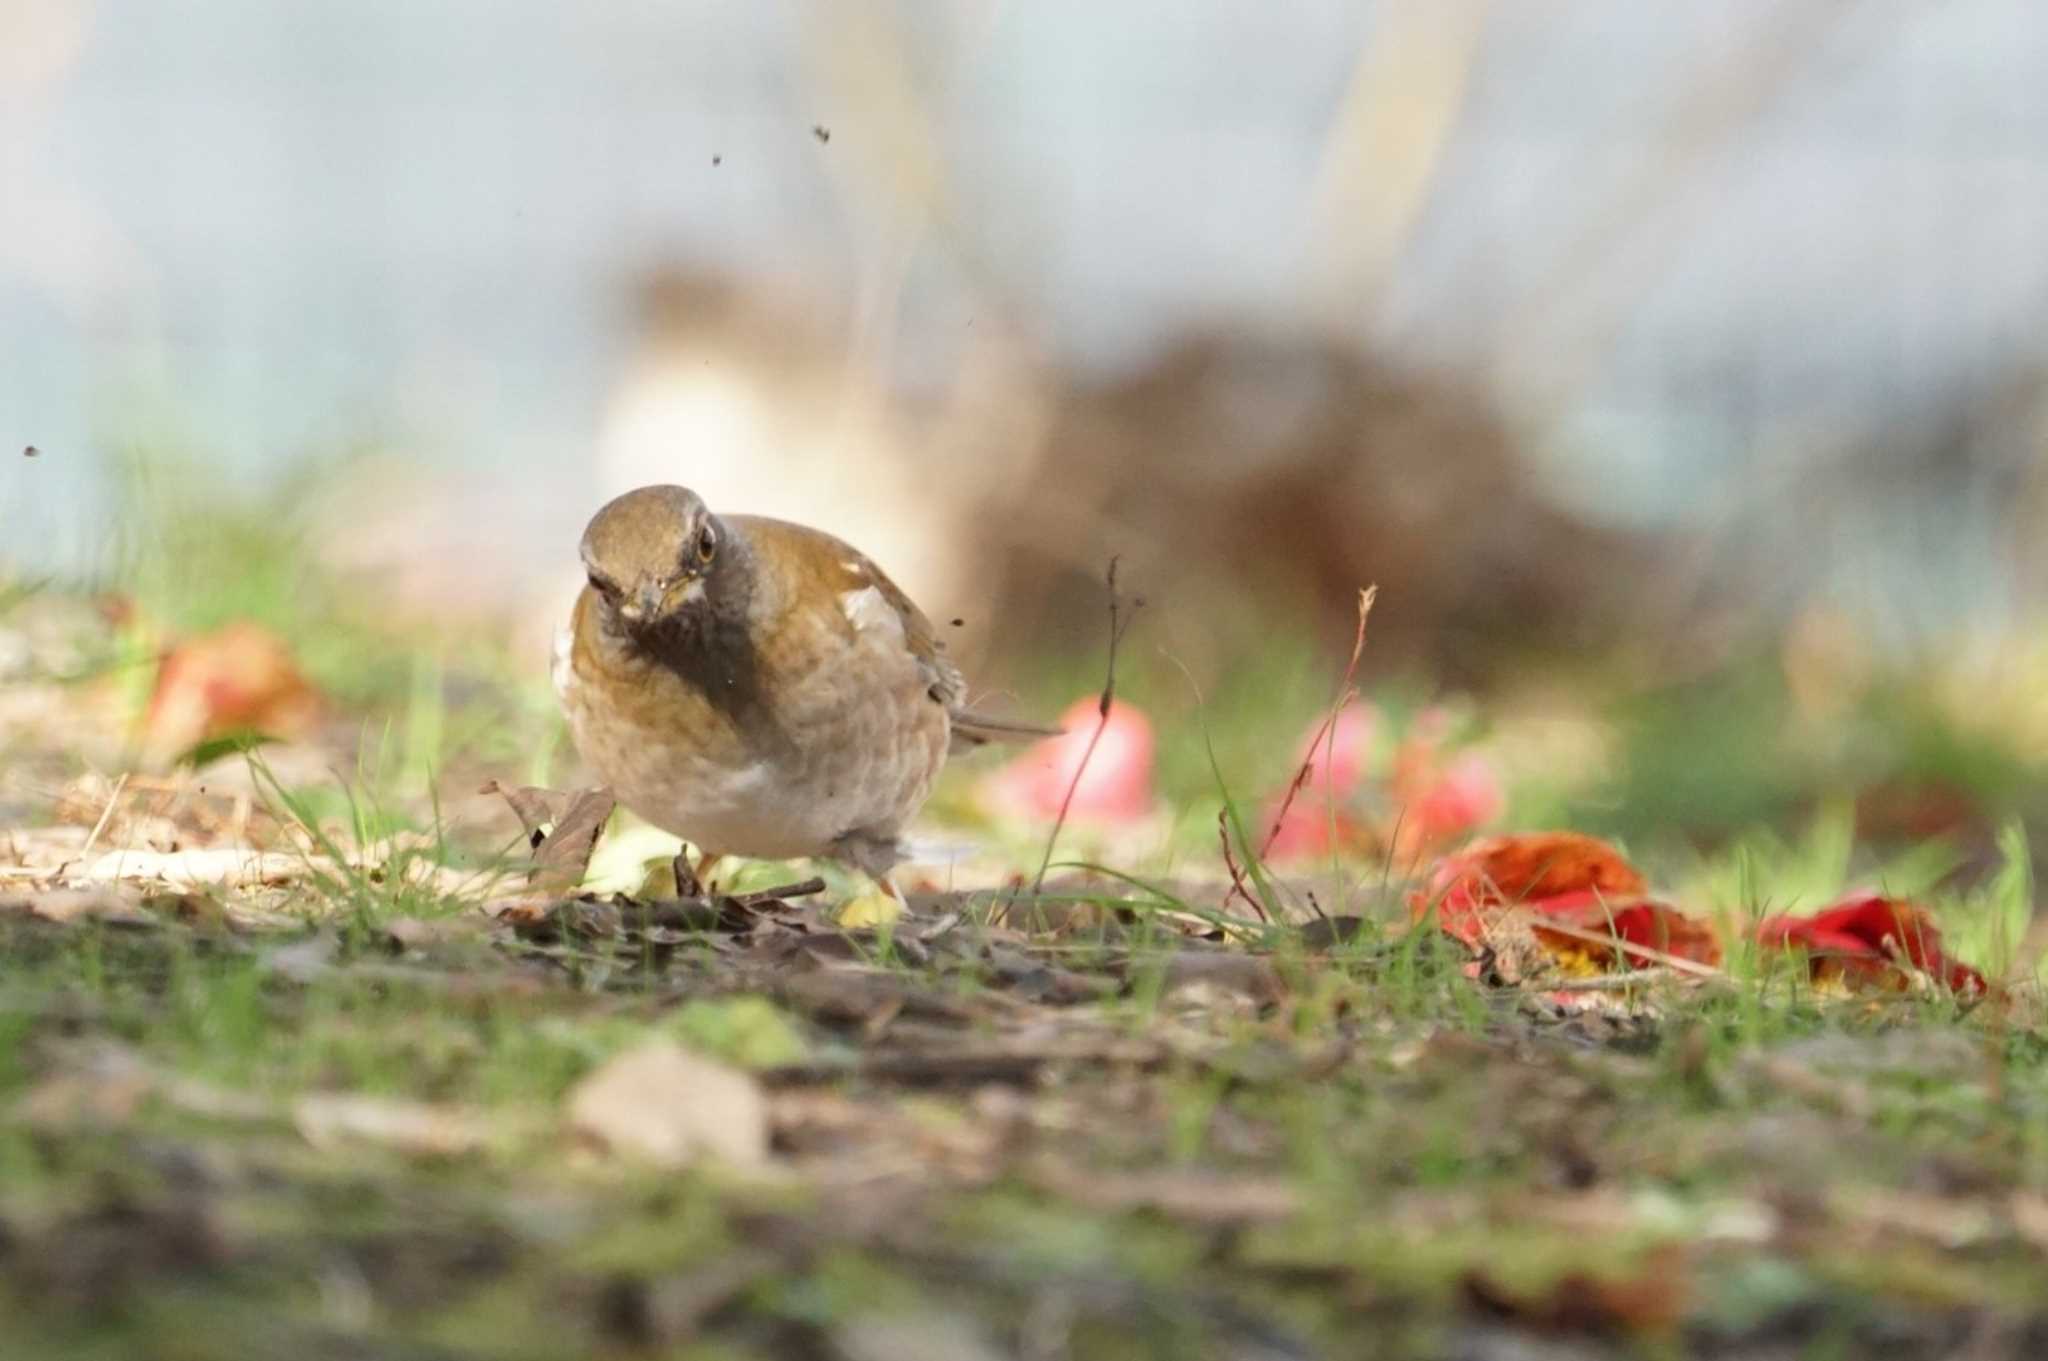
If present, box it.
[7,0,2048,628]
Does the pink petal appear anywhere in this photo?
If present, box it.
[1292,702,1378,798]
[982,696,1155,824]
[1406,752,1506,845]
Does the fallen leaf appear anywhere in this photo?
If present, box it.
[485,782,616,893]
[293,1093,499,1157]
[1755,894,1986,995]
[566,1040,768,1170]
[140,620,321,767]
[481,781,573,842]
[79,847,309,891]
[532,789,615,893]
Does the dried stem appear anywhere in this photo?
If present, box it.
[1259,586,1376,862]
[1032,558,1139,893]
[1218,808,1268,922]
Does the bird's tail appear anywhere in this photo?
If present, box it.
[949,708,1064,755]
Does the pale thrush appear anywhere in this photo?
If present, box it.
[554,484,1051,896]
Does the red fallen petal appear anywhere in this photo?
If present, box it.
[980,696,1154,824]
[141,620,321,762]
[1258,792,1375,862]
[1413,834,1721,974]
[1756,895,1985,994]
[1416,832,1649,921]
[1400,752,1506,853]
[1527,891,1724,969]
[1390,705,1458,793]
[1291,703,1378,798]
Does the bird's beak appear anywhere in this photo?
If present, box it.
[663,577,707,613]
[614,582,660,625]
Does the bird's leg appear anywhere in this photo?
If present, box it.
[674,848,723,898]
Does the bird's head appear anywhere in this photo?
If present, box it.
[579,484,726,632]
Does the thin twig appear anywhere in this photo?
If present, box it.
[1218,808,1267,922]
[1260,587,1376,864]
[51,771,134,881]
[1533,968,1682,993]
[1520,916,1727,981]
[80,772,131,860]
[1033,558,1138,893]
[732,877,828,904]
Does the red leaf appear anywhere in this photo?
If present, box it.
[1756,895,1986,995]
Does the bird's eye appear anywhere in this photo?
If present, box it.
[695,526,717,564]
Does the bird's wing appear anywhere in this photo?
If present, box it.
[735,516,1059,749]
[735,514,967,707]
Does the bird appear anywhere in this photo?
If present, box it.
[554,484,1054,908]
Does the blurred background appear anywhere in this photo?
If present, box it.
[9,0,2048,857]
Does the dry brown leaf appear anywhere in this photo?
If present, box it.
[483,781,615,893]
[566,1040,768,1170]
